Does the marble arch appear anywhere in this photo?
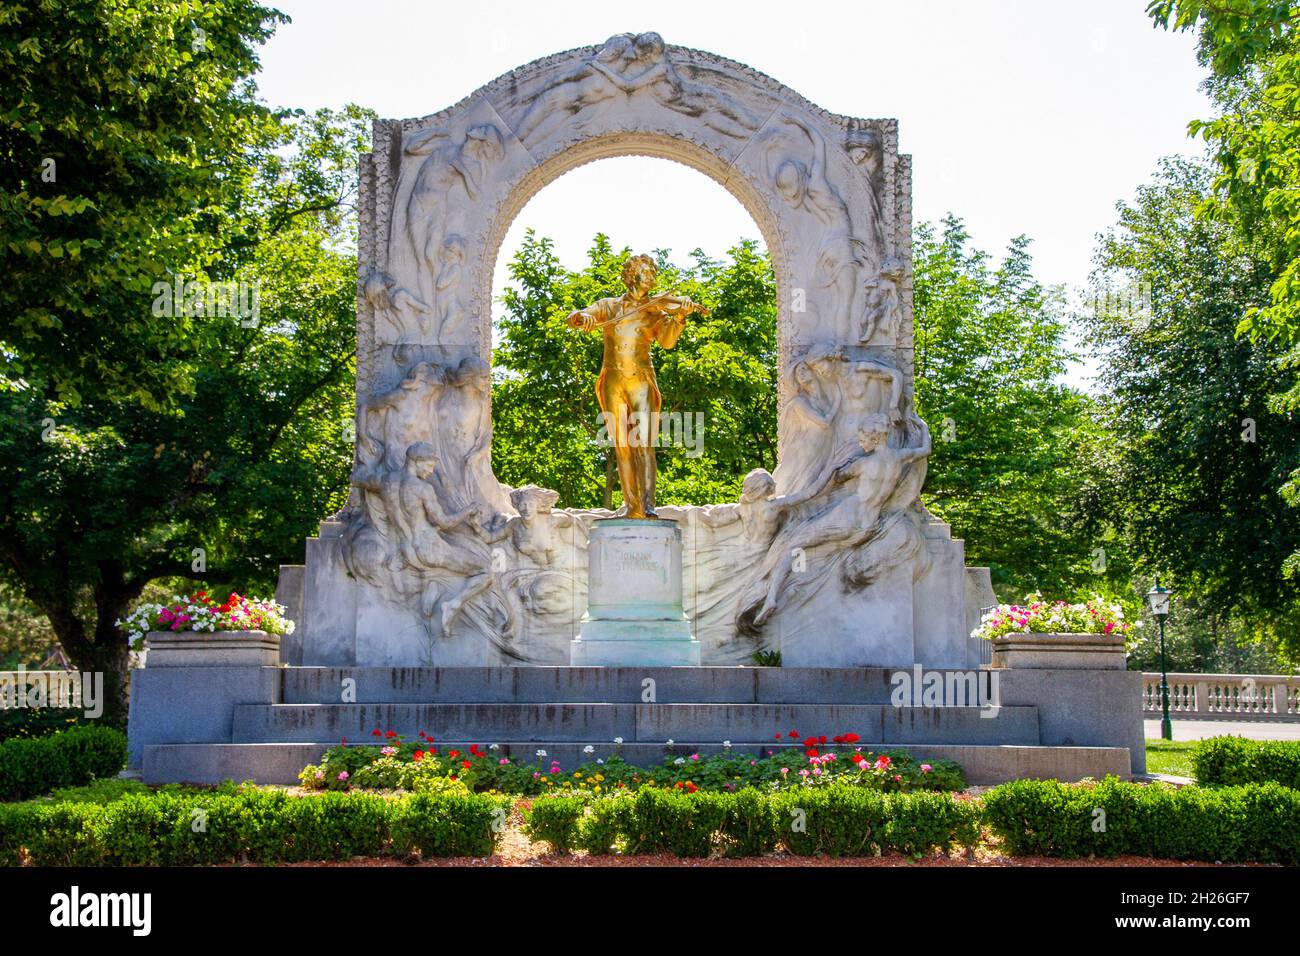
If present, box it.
[286,33,993,671]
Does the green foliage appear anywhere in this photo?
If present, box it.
[1149,1,1300,342]
[0,96,372,724]
[982,775,1300,864]
[526,783,979,859]
[1084,156,1300,658]
[522,794,587,853]
[0,785,506,865]
[1192,735,1300,789]
[0,726,126,801]
[913,217,1120,600]
[492,232,778,508]
[0,0,287,408]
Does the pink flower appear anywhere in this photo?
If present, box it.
[499,758,509,765]
[337,771,349,781]
[920,764,932,773]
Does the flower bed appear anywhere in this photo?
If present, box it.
[117,591,295,648]
[971,594,1137,641]
[297,729,966,796]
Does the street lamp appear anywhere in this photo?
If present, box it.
[1146,577,1174,741]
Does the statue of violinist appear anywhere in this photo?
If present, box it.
[567,254,709,518]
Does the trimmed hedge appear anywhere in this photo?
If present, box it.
[1193,736,1300,790]
[522,785,981,858]
[0,726,127,801]
[982,776,1300,864]
[0,786,509,866]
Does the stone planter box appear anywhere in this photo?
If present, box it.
[990,633,1127,670]
[144,630,281,667]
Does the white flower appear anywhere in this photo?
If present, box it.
[582,745,595,755]
[665,739,675,747]
[536,749,547,758]
[723,740,732,748]
[613,737,623,745]
[596,758,605,765]
[489,743,500,751]
[674,757,686,765]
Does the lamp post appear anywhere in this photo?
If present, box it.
[1146,578,1173,741]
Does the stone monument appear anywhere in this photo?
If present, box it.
[282,31,992,670]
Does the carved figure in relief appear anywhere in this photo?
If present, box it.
[514,32,758,143]
[363,270,428,340]
[403,124,504,309]
[860,257,904,343]
[743,414,931,628]
[772,356,841,495]
[394,443,496,633]
[845,125,887,252]
[762,113,867,340]
[698,461,844,552]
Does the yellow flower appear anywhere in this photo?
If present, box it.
[594,774,605,782]
[574,771,582,778]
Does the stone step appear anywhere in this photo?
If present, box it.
[278,666,1000,706]
[141,741,1130,787]
[231,702,1039,746]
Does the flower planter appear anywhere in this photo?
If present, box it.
[143,630,281,667]
[989,633,1127,670]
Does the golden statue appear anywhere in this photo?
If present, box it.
[567,254,709,518]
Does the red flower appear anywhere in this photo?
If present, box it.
[805,748,819,758]
[684,782,698,793]
[448,749,461,759]
[843,732,860,744]
[832,735,844,744]
[371,728,382,737]
[788,731,799,739]
[774,734,782,741]
[385,730,397,739]
[341,738,348,747]
[413,750,425,762]
[817,736,827,745]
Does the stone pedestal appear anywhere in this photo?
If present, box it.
[570,518,701,666]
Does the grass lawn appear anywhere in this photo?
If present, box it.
[1144,739,1196,778]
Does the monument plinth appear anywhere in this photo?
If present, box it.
[570,518,700,666]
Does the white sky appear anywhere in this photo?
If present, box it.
[254,0,1212,389]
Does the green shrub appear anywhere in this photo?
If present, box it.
[0,786,507,866]
[1193,736,1300,789]
[575,794,629,855]
[0,726,127,801]
[720,787,781,857]
[982,776,1300,864]
[522,795,586,853]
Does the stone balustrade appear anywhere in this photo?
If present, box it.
[1142,673,1299,719]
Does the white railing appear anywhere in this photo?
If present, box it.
[1142,673,1299,719]
[0,670,84,709]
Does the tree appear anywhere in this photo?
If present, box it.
[1083,155,1300,659]
[912,216,1120,600]
[491,232,778,508]
[1,0,288,409]
[0,100,369,727]
[1148,1,1300,341]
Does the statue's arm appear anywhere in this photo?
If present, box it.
[566,298,613,333]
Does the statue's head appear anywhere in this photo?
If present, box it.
[740,468,776,502]
[454,355,491,392]
[464,124,504,164]
[621,254,657,298]
[406,442,440,478]
[509,484,560,523]
[791,360,814,391]
[856,414,892,451]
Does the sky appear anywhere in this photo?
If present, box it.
[252,0,1213,388]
